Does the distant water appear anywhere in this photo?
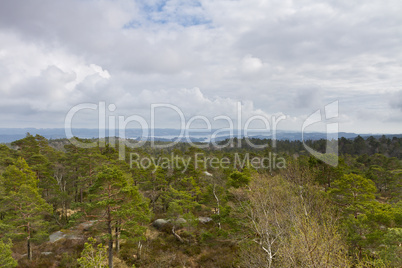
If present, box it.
[0,128,398,143]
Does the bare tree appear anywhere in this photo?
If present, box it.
[238,175,292,268]
[238,172,351,268]
[279,185,351,267]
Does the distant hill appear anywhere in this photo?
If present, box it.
[0,128,401,143]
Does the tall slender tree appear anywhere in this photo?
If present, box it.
[0,158,52,260]
[85,166,150,268]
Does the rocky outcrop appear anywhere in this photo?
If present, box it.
[198,217,213,224]
[49,221,96,243]
[152,219,170,229]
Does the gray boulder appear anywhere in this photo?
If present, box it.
[49,231,65,243]
[175,218,187,225]
[198,217,213,224]
[49,230,82,243]
[152,219,169,229]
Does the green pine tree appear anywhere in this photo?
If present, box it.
[0,158,52,260]
[85,166,150,268]
[0,239,17,268]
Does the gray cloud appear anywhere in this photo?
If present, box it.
[0,0,401,133]
[390,90,402,112]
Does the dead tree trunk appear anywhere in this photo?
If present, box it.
[172,226,184,243]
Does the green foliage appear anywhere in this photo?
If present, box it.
[167,201,183,219]
[59,252,79,268]
[77,237,108,268]
[166,184,199,214]
[378,228,402,267]
[329,174,377,216]
[1,157,39,191]
[308,155,344,188]
[0,158,52,259]
[329,172,402,265]
[84,165,151,267]
[227,171,250,188]
[0,239,17,268]
[0,135,401,267]
[88,166,151,237]
[200,230,214,243]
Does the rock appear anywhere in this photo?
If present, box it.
[49,230,83,243]
[175,218,187,224]
[49,231,65,243]
[64,233,83,240]
[79,220,97,231]
[204,171,213,176]
[152,219,169,229]
[198,217,213,224]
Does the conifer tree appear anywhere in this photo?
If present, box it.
[85,166,150,268]
[0,239,17,268]
[0,158,52,260]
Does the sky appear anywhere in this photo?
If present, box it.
[0,0,402,134]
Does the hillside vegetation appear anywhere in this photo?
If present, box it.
[0,134,401,267]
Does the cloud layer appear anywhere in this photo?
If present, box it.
[0,0,401,133]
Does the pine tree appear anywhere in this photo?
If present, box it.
[0,239,17,268]
[0,158,52,260]
[85,166,150,268]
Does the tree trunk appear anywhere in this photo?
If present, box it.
[27,237,31,260]
[213,184,221,229]
[137,241,143,260]
[107,207,113,268]
[172,226,184,243]
[115,223,120,253]
[74,181,78,202]
[63,202,68,223]
[327,175,331,189]
[27,222,32,260]
[108,239,113,268]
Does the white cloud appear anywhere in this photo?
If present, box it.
[0,0,401,133]
[241,54,264,73]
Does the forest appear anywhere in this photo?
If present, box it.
[0,134,401,267]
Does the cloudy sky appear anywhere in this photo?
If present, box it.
[1,0,402,133]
